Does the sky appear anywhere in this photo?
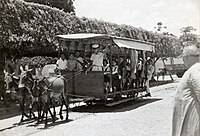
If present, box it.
[74,0,200,37]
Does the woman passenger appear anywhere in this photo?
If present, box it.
[67,53,82,71]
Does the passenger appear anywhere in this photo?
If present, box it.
[75,51,84,66]
[103,59,110,92]
[90,44,104,71]
[126,63,131,77]
[136,58,143,87]
[118,57,127,85]
[125,62,132,88]
[103,59,110,74]
[67,53,82,71]
[112,59,119,91]
[145,59,154,96]
[56,53,67,71]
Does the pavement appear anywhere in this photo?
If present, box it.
[0,75,180,136]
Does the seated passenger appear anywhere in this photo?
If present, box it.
[75,51,84,67]
[67,53,82,72]
[56,53,67,71]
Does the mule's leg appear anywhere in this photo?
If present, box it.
[19,101,24,123]
[48,108,55,123]
[44,102,48,128]
[61,93,68,120]
[37,98,42,122]
[59,104,64,120]
[19,90,26,123]
[47,103,55,123]
[45,97,55,126]
[29,103,34,119]
[30,102,36,119]
[51,99,56,119]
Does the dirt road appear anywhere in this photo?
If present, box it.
[0,80,179,136]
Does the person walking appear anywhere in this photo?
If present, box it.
[172,44,200,136]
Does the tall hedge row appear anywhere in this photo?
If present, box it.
[0,0,181,57]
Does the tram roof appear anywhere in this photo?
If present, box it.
[57,33,155,52]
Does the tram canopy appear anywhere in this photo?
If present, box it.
[57,33,155,52]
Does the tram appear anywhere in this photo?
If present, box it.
[56,33,155,106]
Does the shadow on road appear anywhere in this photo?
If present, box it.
[71,98,162,113]
[0,102,22,120]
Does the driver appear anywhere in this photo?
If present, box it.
[90,44,105,71]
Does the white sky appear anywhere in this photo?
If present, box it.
[74,0,200,36]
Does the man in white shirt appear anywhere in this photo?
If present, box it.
[90,44,104,71]
[56,53,67,70]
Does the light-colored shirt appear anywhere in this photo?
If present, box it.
[112,66,118,75]
[90,52,104,67]
[56,58,67,70]
[137,60,143,70]
[172,63,200,136]
[103,65,110,73]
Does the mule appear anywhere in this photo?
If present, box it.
[5,72,36,122]
[35,76,69,127]
[18,70,69,127]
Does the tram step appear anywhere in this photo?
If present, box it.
[107,88,145,97]
[105,95,145,106]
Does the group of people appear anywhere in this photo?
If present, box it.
[56,52,83,72]
[99,45,154,95]
[103,56,128,92]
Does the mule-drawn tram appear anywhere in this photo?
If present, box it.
[56,33,155,106]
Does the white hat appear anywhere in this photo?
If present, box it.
[92,44,100,49]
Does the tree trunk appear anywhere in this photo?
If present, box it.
[162,58,174,81]
[0,50,7,106]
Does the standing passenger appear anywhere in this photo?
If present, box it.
[118,57,127,86]
[90,44,104,71]
[145,59,154,96]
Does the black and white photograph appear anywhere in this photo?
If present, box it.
[0,0,199,136]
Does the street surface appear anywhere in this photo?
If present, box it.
[0,76,179,136]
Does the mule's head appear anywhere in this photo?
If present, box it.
[37,77,49,91]
[4,73,19,91]
[4,73,13,91]
[18,69,34,90]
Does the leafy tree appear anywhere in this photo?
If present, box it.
[0,0,181,58]
[24,0,75,13]
[179,26,198,47]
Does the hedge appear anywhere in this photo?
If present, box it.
[0,0,181,57]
